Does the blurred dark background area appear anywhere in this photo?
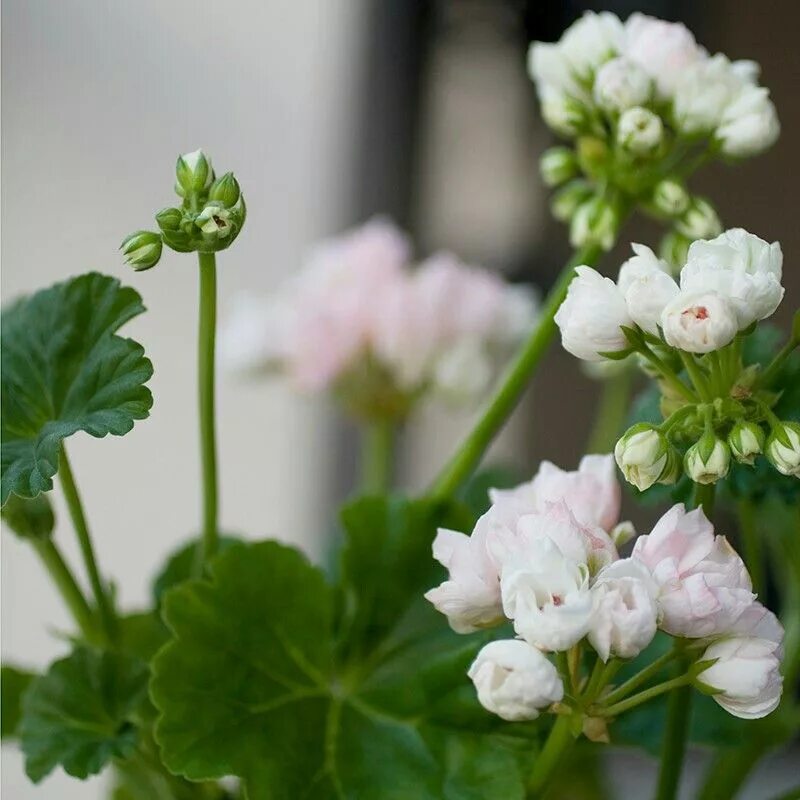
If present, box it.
[344,0,800,501]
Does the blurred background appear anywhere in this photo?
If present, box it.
[2,0,798,797]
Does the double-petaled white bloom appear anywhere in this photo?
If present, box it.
[680,229,784,329]
[766,422,800,477]
[717,86,780,157]
[614,424,678,491]
[593,57,652,112]
[617,244,679,335]
[468,640,564,721]
[623,13,705,99]
[425,516,505,634]
[673,55,757,135]
[661,290,739,353]
[555,267,632,361]
[588,558,659,661]
[632,504,754,638]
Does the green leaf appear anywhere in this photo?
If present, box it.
[151,534,243,606]
[1,493,54,540]
[2,664,37,739]
[1,272,153,504]
[152,520,530,799]
[20,646,149,782]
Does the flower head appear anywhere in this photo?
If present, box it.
[661,290,738,353]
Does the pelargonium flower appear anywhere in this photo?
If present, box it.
[219,218,538,415]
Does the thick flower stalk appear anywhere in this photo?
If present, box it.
[425,455,784,796]
[121,149,247,568]
[530,11,779,263]
[554,228,799,491]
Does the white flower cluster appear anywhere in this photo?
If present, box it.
[529,12,779,158]
[220,218,537,411]
[556,228,783,359]
[426,455,784,722]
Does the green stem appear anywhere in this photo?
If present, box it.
[556,651,574,698]
[654,665,693,800]
[360,418,395,494]
[586,368,635,453]
[637,346,696,402]
[602,647,681,706]
[737,498,765,598]
[197,252,219,568]
[756,330,799,389]
[527,714,577,797]
[430,243,603,498]
[679,352,712,402]
[599,675,690,717]
[59,448,117,644]
[693,481,716,518]
[31,538,97,643]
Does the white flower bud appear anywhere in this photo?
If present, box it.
[541,95,588,138]
[676,198,723,240]
[765,421,800,477]
[728,421,765,465]
[685,432,731,484]
[614,424,677,491]
[589,559,659,661]
[659,231,691,270]
[617,107,663,155]
[661,290,738,353]
[652,180,691,218]
[717,86,780,158]
[569,197,618,251]
[540,147,579,187]
[697,636,783,720]
[593,57,652,113]
[468,640,564,721]
[175,148,214,195]
[555,266,631,361]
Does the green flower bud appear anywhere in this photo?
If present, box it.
[765,421,800,477]
[570,196,618,251]
[684,431,731,484]
[120,230,162,271]
[540,147,578,188]
[576,136,609,178]
[676,198,722,240]
[659,230,691,270]
[175,149,214,196]
[155,207,183,233]
[728,421,765,465]
[196,202,234,242]
[614,423,679,491]
[551,179,593,222]
[208,172,241,207]
[652,179,690,218]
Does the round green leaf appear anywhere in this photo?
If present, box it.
[1,272,153,504]
[20,647,149,782]
[152,532,528,800]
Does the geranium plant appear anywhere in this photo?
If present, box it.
[2,11,797,800]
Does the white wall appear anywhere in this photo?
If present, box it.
[1,1,366,796]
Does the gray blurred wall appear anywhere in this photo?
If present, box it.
[1,1,366,796]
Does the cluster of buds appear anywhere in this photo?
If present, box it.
[120,149,246,270]
[555,227,800,489]
[530,12,778,255]
[426,456,784,726]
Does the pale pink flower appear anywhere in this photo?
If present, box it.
[632,504,754,638]
[490,454,622,535]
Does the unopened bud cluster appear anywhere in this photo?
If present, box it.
[530,12,777,250]
[121,149,246,270]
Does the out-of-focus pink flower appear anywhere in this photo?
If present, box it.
[631,504,754,637]
[490,454,623,535]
